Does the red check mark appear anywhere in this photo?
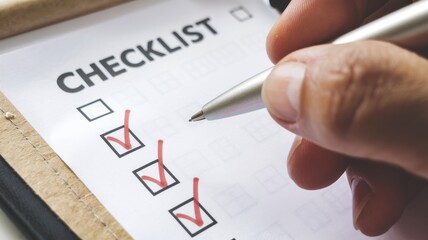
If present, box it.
[106,109,132,150]
[141,140,168,188]
[175,177,204,227]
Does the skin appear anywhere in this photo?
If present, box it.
[262,0,428,236]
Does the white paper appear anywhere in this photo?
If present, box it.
[1,0,427,239]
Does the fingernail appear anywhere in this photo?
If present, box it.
[262,62,306,123]
[351,177,373,230]
[287,136,302,176]
[287,136,302,162]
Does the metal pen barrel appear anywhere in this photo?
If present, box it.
[191,1,428,121]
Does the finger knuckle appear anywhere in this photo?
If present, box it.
[312,43,383,139]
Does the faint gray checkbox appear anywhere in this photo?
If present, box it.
[254,166,289,193]
[252,223,293,240]
[175,150,212,177]
[210,43,246,66]
[295,202,331,232]
[214,185,256,217]
[143,117,179,138]
[243,116,280,142]
[148,72,181,94]
[230,6,253,22]
[112,86,146,107]
[322,182,351,213]
[208,137,241,162]
[241,32,265,52]
[182,55,217,78]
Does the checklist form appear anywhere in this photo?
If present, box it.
[0,0,415,239]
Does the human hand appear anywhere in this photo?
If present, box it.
[262,0,428,236]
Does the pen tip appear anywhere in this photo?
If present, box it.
[189,111,205,122]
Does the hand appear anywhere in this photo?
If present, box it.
[262,0,428,236]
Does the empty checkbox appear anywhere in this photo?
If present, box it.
[254,166,289,193]
[241,32,265,52]
[322,182,351,213]
[295,202,331,232]
[243,116,280,142]
[182,55,217,78]
[175,151,212,177]
[112,87,147,107]
[230,6,253,22]
[77,99,113,122]
[149,72,181,94]
[208,137,240,162]
[214,185,256,217]
[252,223,293,240]
[210,43,246,66]
[143,117,179,138]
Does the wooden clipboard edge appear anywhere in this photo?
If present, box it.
[0,0,129,40]
[0,1,134,238]
[0,86,131,238]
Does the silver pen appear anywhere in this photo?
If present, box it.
[190,1,428,122]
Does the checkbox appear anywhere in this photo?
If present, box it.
[295,202,331,231]
[169,197,217,237]
[322,182,351,213]
[100,110,144,158]
[230,6,253,22]
[170,178,216,237]
[254,166,289,193]
[214,185,256,217]
[210,43,246,66]
[77,99,113,122]
[101,126,144,158]
[241,32,265,52]
[175,151,211,177]
[208,137,240,162]
[143,117,178,138]
[243,116,280,142]
[149,72,181,94]
[252,223,293,240]
[182,56,217,78]
[133,159,179,196]
[112,87,147,107]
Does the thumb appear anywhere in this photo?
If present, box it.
[262,41,428,178]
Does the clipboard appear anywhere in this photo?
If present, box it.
[0,92,131,239]
[0,1,133,239]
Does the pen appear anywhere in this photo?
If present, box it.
[189,1,428,122]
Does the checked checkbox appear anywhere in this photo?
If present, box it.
[169,178,217,237]
[133,140,179,196]
[101,109,144,158]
